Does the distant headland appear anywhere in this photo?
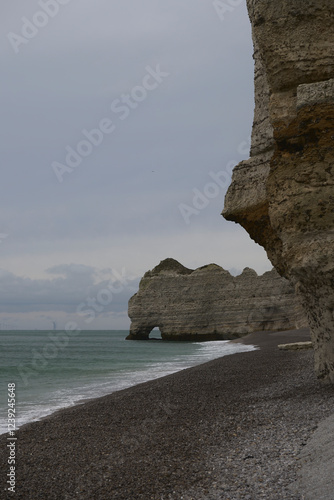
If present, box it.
[127,258,306,341]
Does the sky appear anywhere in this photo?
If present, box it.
[1,0,272,331]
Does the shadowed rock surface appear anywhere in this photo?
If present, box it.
[223,0,334,383]
[127,258,306,340]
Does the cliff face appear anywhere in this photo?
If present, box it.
[223,1,334,382]
[127,258,305,341]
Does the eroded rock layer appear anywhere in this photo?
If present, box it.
[127,258,305,341]
[223,1,334,382]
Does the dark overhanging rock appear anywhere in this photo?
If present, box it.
[223,0,334,382]
[127,258,306,341]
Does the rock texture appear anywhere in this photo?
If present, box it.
[278,342,313,351]
[127,258,305,341]
[223,1,334,382]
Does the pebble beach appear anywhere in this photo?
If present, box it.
[1,328,334,499]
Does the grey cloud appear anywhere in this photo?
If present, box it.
[0,1,270,330]
[0,265,139,315]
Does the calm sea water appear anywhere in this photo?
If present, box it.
[0,330,256,435]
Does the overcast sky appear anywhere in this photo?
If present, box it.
[1,0,272,330]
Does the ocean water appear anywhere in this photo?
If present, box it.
[0,330,257,435]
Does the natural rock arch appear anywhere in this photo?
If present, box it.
[127,259,306,341]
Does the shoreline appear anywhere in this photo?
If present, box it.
[1,328,334,499]
[0,336,256,437]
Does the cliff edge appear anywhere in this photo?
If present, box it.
[223,1,334,382]
[127,258,305,341]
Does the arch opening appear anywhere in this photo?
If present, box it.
[148,327,162,340]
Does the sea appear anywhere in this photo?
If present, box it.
[0,330,257,435]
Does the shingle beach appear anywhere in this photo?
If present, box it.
[1,328,334,500]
